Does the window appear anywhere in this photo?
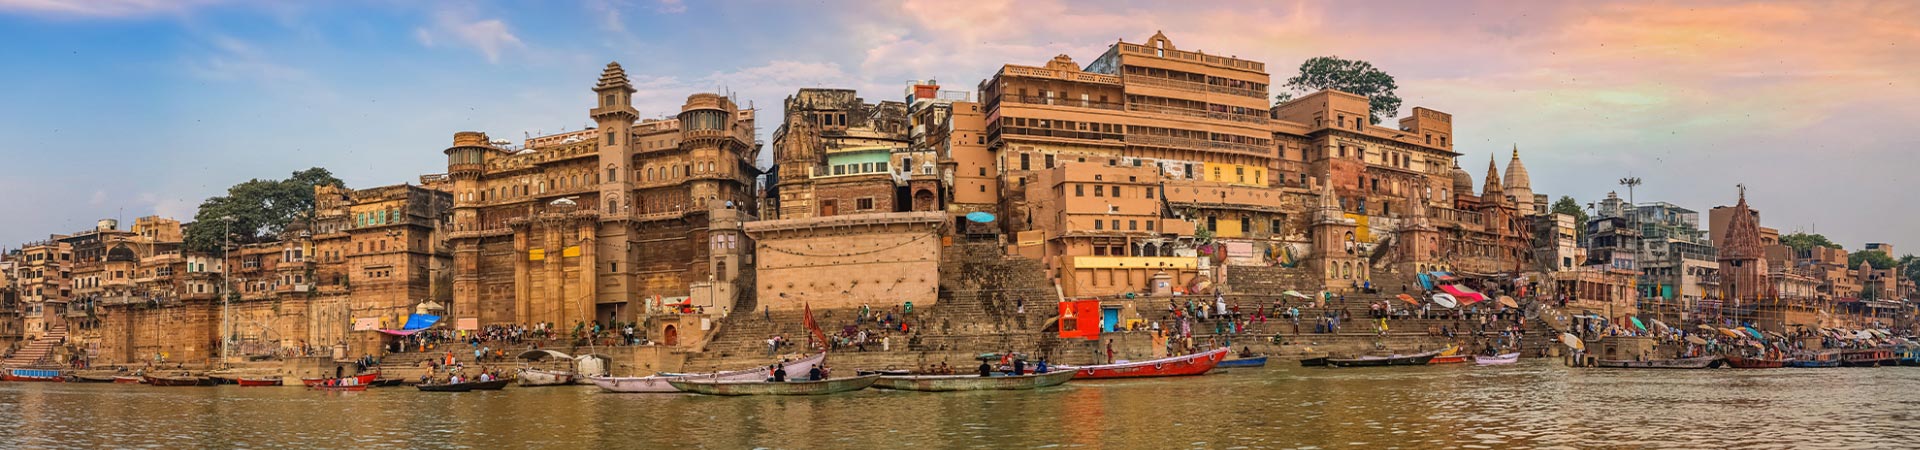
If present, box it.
[1111,219,1120,230]
[604,94,614,106]
[608,168,617,181]
[1128,220,1138,231]
[1094,220,1103,230]
[1241,217,1252,233]
[1146,187,1155,199]
[1075,184,1084,197]
[1020,153,1031,170]
[857,198,875,210]
[1094,185,1104,197]
[1206,216,1217,231]
[1044,154,1055,168]
[1271,219,1283,234]
[1146,221,1155,231]
[606,133,615,145]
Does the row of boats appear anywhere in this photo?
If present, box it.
[1586,348,1920,369]
[1297,348,1522,368]
[592,348,1242,395]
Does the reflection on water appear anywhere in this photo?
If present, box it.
[1,362,1915,449]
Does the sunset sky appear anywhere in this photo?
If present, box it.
[2,0,1916,252]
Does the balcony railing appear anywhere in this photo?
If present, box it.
[1123,134,1266,155]
[1125,103,1268,125]
[998,94,1124,111]
[1001,65,1122,84]
[1122,74,1266,99]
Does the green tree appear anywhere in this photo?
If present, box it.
[1550,196,1590,242]
[1849,250,1896,270]
[184,168,344,254]
[1281,56,1402,124]
[1900,255,1919,283]
[1779,232,1840,252]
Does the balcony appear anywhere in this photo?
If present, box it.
[1121,74,1266,99]
[1126,103,1268,125]
[1000,64,1121,85]
[998,94,1123,111]
[1123,134,1266,155]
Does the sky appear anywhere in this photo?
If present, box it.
[1,0,1917,254]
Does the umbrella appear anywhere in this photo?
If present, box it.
[1283,290,1311,299]
[1432,293,1459,309]
[1497,295,1519,309]
[1686,336,1709,345]
[1719,328,1745,339]
[1745,327,1763,340]
[1560,333,1584,351]
[1651,319,1670,332]
[1631,317,1646,331]
[1395,293,1418,305]
[1747,342,1765,349]
[1697,324,1717,332]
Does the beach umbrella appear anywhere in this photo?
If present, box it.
[1560,333,1584,351]
[1745,327,1764,340]
[1719,328,1744,339]
[1432,293,1459,309]
[1651,319,1670,332]
[1497,295,1519,309]
[1686,336,1709,345]
[1697,324,1717,332]
[1396,293,1419,305]
[1283,290,1311,299]
[1747,342,1765,349]
[1631,317,1646,331]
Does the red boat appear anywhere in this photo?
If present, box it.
[237,377,282,387]
[1067,347,1229,379]
[1428,354,1471,365]
[1725,356,1790,368]
[3,368,66,382]
[301,372,379,388]
[310,384,370,392]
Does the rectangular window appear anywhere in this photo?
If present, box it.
[1094,185,1103,197]
[857,198,875,210]
[1093,220,1102,230]
[1020,153,1030,171]
[1075,184,1084,197]
[1271,219,1283,234]
[1129,220,1138,231]
[1146,221,1155,231]
[1111,220,1120,230]
[1146,187,1155,199]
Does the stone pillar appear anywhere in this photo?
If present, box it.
[514,230,531,326]
[579,218,598,326]
[545,222,565,327]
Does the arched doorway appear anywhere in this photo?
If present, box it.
[663,325,679,346]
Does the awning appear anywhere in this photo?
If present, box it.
[376,313,440,336]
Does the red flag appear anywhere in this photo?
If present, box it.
[803,302,829,352]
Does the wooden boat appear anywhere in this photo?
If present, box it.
[301,372,379,387]
[872,370,1074,392]
[1725,356,1791,369]
[369,378,407,387]
[1839,349,1895,367]
[1328,350,1441,367]
[1216,356,1269,368]
[1595,356,1722,369]
[1064,347,1229,379]
[1298,356,1330,367]
[1428,354,1472,365]
[112,376,144,384]
[1788,351,1841,368]
[1474,352,1522,365]
[71,373,118,383]
[236,377,283,387]
[145,375,215,386]
[3,368,66,382]
[1899,348,1920,367]
[416,379,511,392]
[855,369,913,376]
[311,384,369,392]
[516,368,575,387]
[670,374,880,396]
[591,352,827,393]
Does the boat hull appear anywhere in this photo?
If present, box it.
[236,378,282,387]
[71,374,117,383]
[671,374,880,396]
[1216,356,1268,368]
[590,353,827,393]
[145,375,215,386]
[302,372,379,387]
[1596,356,1723,369]
[1474,353,1522,365]
[516,368,576,387]
[417,379,511,392]
[1839,349,1895,367]
[872,371,1074,392]
[112,376,144,384]
[1067,347,1229,379]
[1725,356,1790,369]
[312,385,369,392]
[1328,351,1440,367]
[4,369,66,382]
[1298,357,1330,367]
[1428,355,1472,365]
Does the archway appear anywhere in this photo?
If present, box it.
[663,325,679,347]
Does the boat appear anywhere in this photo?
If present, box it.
[1840,349,1895,367]
[112,376,144,384]
[1899,348,1920,367]
[1474,352,1521,365]
[369,378,407,387]
[3,368,66,382]
[1063,347,1229,379]
[871,370,1075,392]
[311,384,369,392]
[1298,356,1330,367]
[416,379,511,392]
[1427,347,1469,364]
[670,374,881,396]
[301,372,380,388]
[71,373,118,383]
[1725,355,1791,369]
[855,369,913,376]
[145,375,216,386]
[1216,356,1269,368]
[1328,350,1441,367]
[516,368,576,387]
[591,352,827,393]
[236,377,283,387]
[1788,351,1841,368]
[1595,356,1723,369]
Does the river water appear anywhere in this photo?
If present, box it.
[2,361,1916,449]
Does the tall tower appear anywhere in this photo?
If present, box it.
[1482,154,1505,206]
[443,131,495,322]
[1716,185,1769,302]
[1310,180,1364,290]
[1504,146,1535,215]
[592,62,639,313]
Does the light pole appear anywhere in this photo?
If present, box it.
[219,215,234,367]
[1618,177,1641,224]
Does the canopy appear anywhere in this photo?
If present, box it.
[1497,295,1519,309]
[517,349,573,361]
[1631,317,1646,331]
[1416,273,1435,291]
[1438,285,1486,303]
[1282,290,1312,299]
[1432,293,1459,309]
[1745,327,1764,340]
[376,313,441,336]
[1747,342,1765,349]
[1395,293,1418,305]
[1697,324,1718,332]
[1686,336,1709,345]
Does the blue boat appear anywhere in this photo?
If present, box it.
[1216,356,1268,368]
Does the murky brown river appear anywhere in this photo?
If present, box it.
[3,361,1917,449]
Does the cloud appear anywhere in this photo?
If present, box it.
[0,0,221,17]
[414,10,525,64]
[184,34,307,83]
[655,0,685,14]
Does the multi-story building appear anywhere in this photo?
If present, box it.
[1634,202,1718,303]
[0,256,22,348]
[443,62,759,334]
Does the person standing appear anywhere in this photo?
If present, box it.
[1105,340,1116,364]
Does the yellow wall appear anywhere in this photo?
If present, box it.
[1202,162,1267,187]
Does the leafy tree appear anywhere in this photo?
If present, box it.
[184,168,344,254]
[1550,196,1589,242]
[1849,250,1896,270]
[1901,255,1919,283]
[1281,56,1402,124]
[1779,232,1841,252]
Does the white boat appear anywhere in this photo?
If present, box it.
[517,368,576,386]
[590,353,827,393]
[1474,352,1521,365]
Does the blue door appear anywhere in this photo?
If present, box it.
[1101,307,1120,333]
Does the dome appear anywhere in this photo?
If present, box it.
[1449,161,1474,196]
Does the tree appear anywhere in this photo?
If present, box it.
[1550,196,1590,242]
[1900,255,1919,284]
[1849,250,1896,270]
[1281,56,1402,124]
[184,168,344,254]
[1779,232,1840,252]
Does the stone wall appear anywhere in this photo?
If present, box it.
[750,212,944,311]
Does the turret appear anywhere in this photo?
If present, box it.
[592,62,639,213]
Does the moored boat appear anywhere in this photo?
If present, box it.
[112,376,144,384]
[71,373,118,383]
[416,379,511,392]
[1595,356,1722,369]
[1474,352,1521,365]
[1428,354,1471,365]
[311,384,370,392]
[670,374,880,396]
[1839,349,1895,367]
[1328,350,1441,367]
[145,375,215,386]
[1216,356,1269,368]
[301,372,379,388]
[1788,351,1841,368]
[1298,356,1330,367]
[590,352,827,393]
[236,377,283,387]
[3,368,66,382]
[1064,347,1229,379]
[516,368,575,387]
[872,370,1074,392]
[1725,356,1790,369]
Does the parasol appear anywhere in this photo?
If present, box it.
[1719,328,1745,339]
[1560,333,1584,351]
[1396,293,1419,305]
[1686,336,1709,345]
[1631,317,1646,331]
[1432,293,1459,309]
[1497,295,1519,309]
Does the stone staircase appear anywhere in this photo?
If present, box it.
[2,325,67,368]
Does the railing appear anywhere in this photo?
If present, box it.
[1122,74,1266,99]
[448,227,513,239]
[999,126,1124,143]
[1118,44,1265,72]
[1125,103,1268,125]
[1000,65,1122,84]
[998,94,1124,111]
[1123,134,1266,155]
